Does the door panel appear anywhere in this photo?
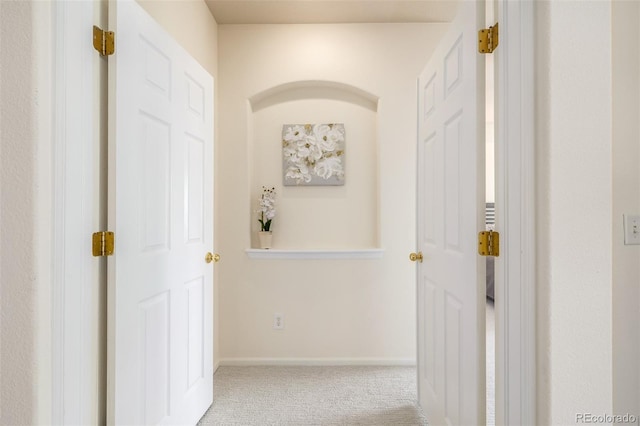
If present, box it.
[140,116,171,252]
[108,1,214,424]
[186,135,205,243]
[186,277,205,387]
[416,2,485,425]
[139,293,170,424]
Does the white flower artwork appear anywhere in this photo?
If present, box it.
[282,123,346,186]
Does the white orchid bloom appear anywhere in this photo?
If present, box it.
[258,186,277,231]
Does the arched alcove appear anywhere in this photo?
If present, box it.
[250,81,379,112]
[247,81,381,250]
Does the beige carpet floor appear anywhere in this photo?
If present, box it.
[200,304,495,426]
[197,366,426,426]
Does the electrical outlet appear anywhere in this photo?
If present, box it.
[624,214,640,245]
[273,313,284,330]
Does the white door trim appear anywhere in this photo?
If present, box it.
[494,1,536,424]
[52,1,100,423]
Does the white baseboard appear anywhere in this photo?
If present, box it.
[218,358,416,367]
[214,360,220,373]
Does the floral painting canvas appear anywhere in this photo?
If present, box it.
[282,123,345,186]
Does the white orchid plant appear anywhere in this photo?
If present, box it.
[258,186,276,232]
[283,123,345,185]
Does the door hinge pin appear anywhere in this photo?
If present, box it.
[478,22,499,54]
[93,25,115,56]
[92,231,115,257]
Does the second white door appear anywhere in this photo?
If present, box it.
[416,1,486,424]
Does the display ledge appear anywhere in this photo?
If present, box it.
[245,248,384,260]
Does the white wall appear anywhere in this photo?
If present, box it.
[612,0,640,418]
[535,2,614,423]
[218,23,447,362]
[0,1,54,423]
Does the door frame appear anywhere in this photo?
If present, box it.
[494,1,536,424]
[52,0,102,423]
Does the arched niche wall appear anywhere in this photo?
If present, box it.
[247,81,381,250]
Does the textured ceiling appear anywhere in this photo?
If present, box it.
[204,0,459,24]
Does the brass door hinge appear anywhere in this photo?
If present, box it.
[92,231,115,257]
[478,230,500,257]
[93,25,115,56]
[478,23,499,54]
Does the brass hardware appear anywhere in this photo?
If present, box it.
[92,231,115,257]
[479,22,499,54]
[409,252,423,263]
[478,231,500,257]
[93,25,115,56]
[205,252,220,264]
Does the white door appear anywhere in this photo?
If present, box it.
[107,1,215,424]
[416,1,485,425]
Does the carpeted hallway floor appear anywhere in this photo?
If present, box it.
[199,303,495,426]
[197,366,426,426]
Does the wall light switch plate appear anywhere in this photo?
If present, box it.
[624,214,640,245]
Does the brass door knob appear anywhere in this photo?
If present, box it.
[205,252,220,264]
[409,252,423,263]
